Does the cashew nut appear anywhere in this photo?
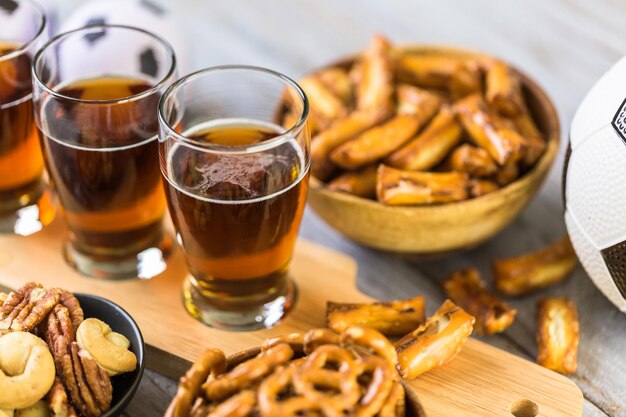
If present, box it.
[15,401,49,417]
[76,318,137,376]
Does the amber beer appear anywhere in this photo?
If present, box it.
[164,121,308,308]
[0,43,54,232]
[39,76,168,276]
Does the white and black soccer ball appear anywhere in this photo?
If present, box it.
[565,56,626,313]
[59,0,190,74]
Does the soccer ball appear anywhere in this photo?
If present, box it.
[565,55,626,312]
[59,0,190,74]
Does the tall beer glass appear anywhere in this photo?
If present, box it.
[158,66,310,330]
[32,25,176,279]
[0,0,55,235]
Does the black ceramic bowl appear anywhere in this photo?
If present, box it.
[75,294,145,417]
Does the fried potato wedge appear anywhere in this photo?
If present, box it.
[326,296,426,336]
[493,236,578,296]
[454,94,527,165]
[355,35,394,114]
[330,114,423,169]
[486,61,525,117]
[468,179,500,198]
[316,67,353,105]
[395,300,475,379]
[377,165,469,205]
[386,107,463,171]
[299,76,347,130]
[537,297,579,375]
[443,268,517,335]
[396,84,444,116]
[327,165,378,198]
[311,109,388,180]
[447,144,498,177]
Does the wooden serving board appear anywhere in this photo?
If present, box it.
[0,219,583,417]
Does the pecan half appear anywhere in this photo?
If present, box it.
[48,377,79,417]
[0,282,61,333]
[60,290,84,335]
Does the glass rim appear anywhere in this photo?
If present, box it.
[32,24,177,105]
[157,65,310,155]
[0,0,47,62]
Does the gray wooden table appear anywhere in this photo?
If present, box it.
[49,0,626,416]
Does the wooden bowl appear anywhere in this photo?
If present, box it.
[307,45,560,255]
[228,348,426,417]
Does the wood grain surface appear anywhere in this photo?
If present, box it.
[0,221,583,417]
[38,1,626,416]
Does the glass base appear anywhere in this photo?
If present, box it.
[183,277,297,331]
[0,189,56,236]
[63,234,172,280]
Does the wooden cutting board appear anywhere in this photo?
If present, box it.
[0,219,583,417]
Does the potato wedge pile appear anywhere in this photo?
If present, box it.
[290,35,546,205]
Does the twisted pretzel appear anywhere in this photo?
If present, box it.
[341,326,398,369]
[166,348,226,417]
[303,328,341,354]
[203,343,293,402]
[206,391,256,417]
[257,367,318,417]
[261,333,303,354]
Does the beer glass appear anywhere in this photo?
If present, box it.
[158,66,310,330]
[32,25,177,279]
[0,0,55,235]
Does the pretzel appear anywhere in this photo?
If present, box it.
[454,93,526,165]
[446,144,498,178]
[494,158,520,186]
[443,268,517,335]
[261,333,304,354]
[203,344,293,402]
[0,282,61,333]
[468,179,500,198]
[386,107,463,171]
[512,109,545,166]
[330,114,424,170]
[0,332,56,410]
[206,391,256,417]
[257,366,317,417]
[310,109,389,180]
[396,84,443,116]
[292,345,361,413]
[326,296,425,336]
[355,35,394,115]
[327,165,378,199]
[537,298,579,375]
[379,381,406,417]
[396,300,475,379]
[316,67,353,105]
[377,165,469,205]
[166,348,226,417]
[299,76,347,130]
[341,326,398,369]
[303,328,341,354]
[493,236,577,296]
[486,61,524,117]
